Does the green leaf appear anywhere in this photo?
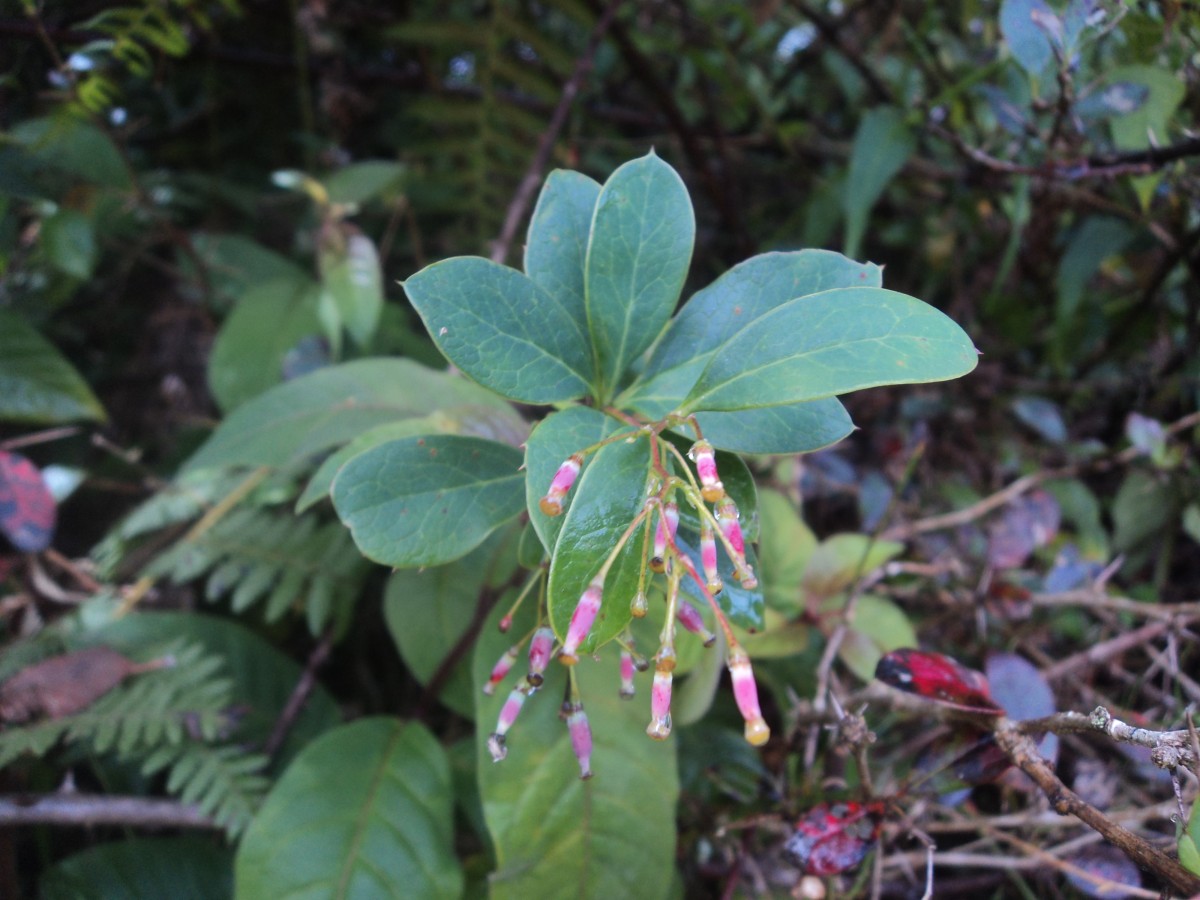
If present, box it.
[186,234,311,310]
[803,534,904,599]
[185,358,524,472]
[755,489,817,615]
[320,230,384,347]
[681,287,978,413]
[1112,469,1176,553]
[404,256,593,403]
[1180,799,1200,875]
[383,534,519,719]
[546,437,649,653]
[691,401,854,455]
[297,404,525,512]
[474,603,678,900]
[324,160,405,205]
[842,108,916,258]
[207,278,326,412]
[585,152,694,400]
[42,837,232,900]
[9,113,131,190]
[838,594,917,682]
[42,208,97,279]
[524,406,629,556]
[235,719,462,899]
[332,435,525,568]
[524,169,601,336]
[1105,64,1186,208]
[1000,0,1057,79]
[0,310,106,423]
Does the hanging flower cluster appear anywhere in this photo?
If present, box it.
[483,418,770,779]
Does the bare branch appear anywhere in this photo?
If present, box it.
[0,793,218,830]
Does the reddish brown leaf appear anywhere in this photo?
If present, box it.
[0,450,57,553]
[875,648,1003,714]
[783,801,884,876]
[0,647,142,723]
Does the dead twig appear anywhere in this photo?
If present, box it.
[0,793,218,829]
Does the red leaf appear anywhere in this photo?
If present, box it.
[875,648,1003,714]
[0,451,57,552]
[784,801,884,876]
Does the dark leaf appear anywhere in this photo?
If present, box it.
[784,801,884,876]
[1064,845,1143,898]
[987,489,1060,569]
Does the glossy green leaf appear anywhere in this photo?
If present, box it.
[524,406,631,555]
[546,437,650,652]
[689,401,854,455]
[332,435,525,568]
[404,256,592,403]
[474,602,678,900]
[297,404,526,512]
[186,359,522,472]
[524,169,600,335]
[735,608,813,659]
[42,837,231,900]
[383,533,520,719]
[324,160,405,205]
[681,287,978,413]
[320,230,383,347]
[42,208,97,279]
[0,310,106,423]
[674,535,764,632]
[843,108,917,258]
[208,278,326,412]
[585,152,694,400]
[235,718,462,900]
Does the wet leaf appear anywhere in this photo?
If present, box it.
[784,801,884,876]
[875,649,1002,714]
[0,450,57,552]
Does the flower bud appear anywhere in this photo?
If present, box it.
[559,575,604,665]
[619,650,636,698]
[483,644,520,695]
[646,660,674,740]
[539,454,583,516]
[715,497,745,557]
[728,646,770,746]
[488,682,533,761]
[677,598,716,647]
[688,439,725,502]
[650,501,679,573]
[565,702,594,779]
[700,520,723,594]
[526,627,555,687]
[630,590,648,618]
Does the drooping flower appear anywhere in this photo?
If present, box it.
[487,681,534,761]
[539,454,583,516]
[559,574,604,665]
[619,649,636,698]
[688,439,725,503]
[728,644,770,746]
[526,627,555,686]
[676,598,716,647]
[650,501,679,573]
[482,644,520,695]
[564,700,594,779]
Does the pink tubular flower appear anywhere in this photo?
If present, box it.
[559,574,604,665]
[650,501,679,573]
[526,627,555,686]
[700,520,723,594]
[727,645,770,746]
[646,662,674,740]
[677,598,716,647]
[689,439,725,503]
[715,498,745,557]
[539,454,583,517]
[482,644,520,695]
[565,702,594,779]
[487,682,533,761]
[619,650,636,698]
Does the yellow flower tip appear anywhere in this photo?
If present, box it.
[744,718,771,747]
[701,485,725,503]
[558,651,579,666]
[538,497,563,516]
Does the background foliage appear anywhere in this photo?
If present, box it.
[1,1,1199,897]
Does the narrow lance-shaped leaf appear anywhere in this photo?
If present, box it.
[585,152,694,401]
[681,287,978,414]
[332,435,525,568]
[404,256,593,404]
[843,107,917,259]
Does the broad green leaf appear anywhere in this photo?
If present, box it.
[524,170,601,336]
[585,152,694,400]
[383,532,520,719]
[320,230,383,347]
[235,718,462,900]
[0,310,106,423]
[735,607,813,659]
[41,208,97,279]
[186,234,311,310]
[1105,64,1186,208]
[691,401,854,455]
[524,406,630,555]
[546,438,650,653]
[803,534,904,599]
[324,160,405,205]
[185,358,523,472]
[1000,0,1057,79]
[474,602,678,900]
[1055,217,1133,324]
[8,113,131,190]
[332,435,525,568]
[756,489,817,615]
[838,594,917,682]
[842,108,916,258]
[404,256,592,403]
[1180,799,1200,875]
[297,405,525,511]
[42,837,231,900]
[1112,469,1176,553]
[681,287,978,413]
[207,278,326,412]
